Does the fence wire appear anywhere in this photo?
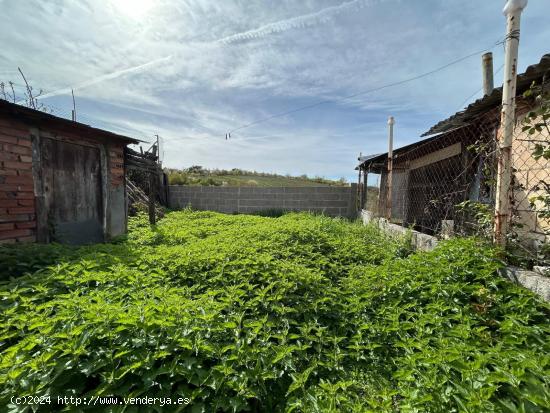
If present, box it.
[362,115,498,235]
[508,101,550,266]
[360,96,549,267]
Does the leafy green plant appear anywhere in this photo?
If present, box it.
[456,200,494,239]
[0,211,549,412]
[165,167,349,187]
[522,81,550,220]
[0,243,76,281]
[251,208,288,218]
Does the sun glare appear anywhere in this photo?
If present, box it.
[112,0,154,19]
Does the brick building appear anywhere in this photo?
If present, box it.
[0,100,138,244]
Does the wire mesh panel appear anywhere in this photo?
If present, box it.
[508,96,550,266]
[406,154,467,234]
[357,166,381,215]
[363,173,380,215]
[358,78,549,269]
[362,117,498,236]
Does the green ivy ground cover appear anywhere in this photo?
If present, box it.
[0,211,549,412]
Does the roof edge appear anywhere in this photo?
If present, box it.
[0,99,141,144]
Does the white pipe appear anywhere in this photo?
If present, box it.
[482,52,494,96]
[494,0,528,246]
[503,0,527,15]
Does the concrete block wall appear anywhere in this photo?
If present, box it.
[168,184,357,218]
[360,209,438,251]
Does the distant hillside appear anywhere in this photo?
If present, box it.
[165,166,349,187]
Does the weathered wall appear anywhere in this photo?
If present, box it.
[0,117,36,244]
[32,127,128,244]
[107,146,127,239]
[168,185,357,217]
[0,113,129,244]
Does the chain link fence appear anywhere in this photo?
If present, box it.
[358,92,549,268]
[508,96,550,267]
[359,114,499,235]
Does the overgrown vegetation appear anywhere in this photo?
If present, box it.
[510,81,550,267]
[1,211,549,412]
[166,166,348,187]
[456,82,550,269]
[522,81,550,221]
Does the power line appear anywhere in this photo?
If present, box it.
[228,40,505,135]
[455,63,504,110]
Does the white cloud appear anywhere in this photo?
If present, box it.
[217,0,382,45]
[1,0,549,180]
[31,55,173,101]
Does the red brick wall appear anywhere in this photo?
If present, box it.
[110,146,125,187]
[0,118,36,244]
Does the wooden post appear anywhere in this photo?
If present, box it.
[148,171,156,225]
[386,116,395,220]
[357,167,362,211]
[149,143,158,224]
[377,174,383,216]
[99,145,111,241]
[364,168,370,211]
[30,129,48,243]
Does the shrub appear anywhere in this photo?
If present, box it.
[0,211,548,412]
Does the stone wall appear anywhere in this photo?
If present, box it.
[168,184,357,218]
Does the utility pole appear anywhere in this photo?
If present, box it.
[357,152,363,211]
[494,0,528,247]
[386,116,395,221]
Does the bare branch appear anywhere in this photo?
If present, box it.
[17,67,35,109]
[9,81,16,103]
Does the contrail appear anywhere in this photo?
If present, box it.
[36,0,381,100]
[35,55,172,101]
[217,0,380,45]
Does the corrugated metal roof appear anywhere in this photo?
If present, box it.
[356,153,386,170]
[356,132,444,170]
[422,53,550,137]
[358,153,384,163]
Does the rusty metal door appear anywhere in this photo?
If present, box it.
[41,138,103,244]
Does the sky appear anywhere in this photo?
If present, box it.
[0,0,549,182]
